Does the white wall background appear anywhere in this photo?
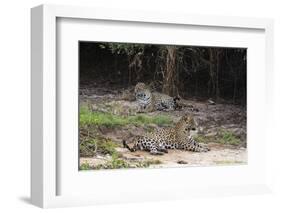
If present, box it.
[0,0,280,212]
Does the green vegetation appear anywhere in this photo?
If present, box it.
[218,130,241,146]
[92,155,163,170]
[80,106,172,127]
[193,134,211,144]
[141,159,162,167]
[101,155,162,169]
[214,160,245,165]
[80,138,96,157]
[194,129,241,146]
[80,137,119,157]
[80,161,91,170]
[79,106,172,158]
[103,153,130,169]
[95,138,118,155]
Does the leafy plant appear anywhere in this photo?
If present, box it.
[80,162,91,170]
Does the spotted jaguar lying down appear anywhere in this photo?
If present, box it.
[134,82,180,112]
[123,114,210,155]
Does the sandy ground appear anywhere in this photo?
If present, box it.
[80,143,247,169]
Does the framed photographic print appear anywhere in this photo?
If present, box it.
[31,4,274,208]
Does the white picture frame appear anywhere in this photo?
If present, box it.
[31,4,274,208]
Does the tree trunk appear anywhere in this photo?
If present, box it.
[128,55,133,86]
[162,46,178,97]
[208,49,216,97]
[215,50,221,101]
[233,75,237,103]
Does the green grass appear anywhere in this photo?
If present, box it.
[80,137,119,157]
[104,153,131,169]
[79,138,97,157]
[194,129,241,146]
[80,106,172,127]
[92,154,163,170]
[218,130,241,146]
[140,159,162,167]
[96,138,118,155]
[214,160,245,165]
[92,154,131,170]
[80,161,91,170]
[193,134,211,144]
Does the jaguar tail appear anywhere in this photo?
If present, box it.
[173,95,182,110]
[122,140,136,152]
[186,137,210,152]
[173,95,180,102]
[192,143,210,152]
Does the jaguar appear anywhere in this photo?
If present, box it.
[134,82,180,112]
[123,114,210,155]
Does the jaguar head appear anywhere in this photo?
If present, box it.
[134,82,147,95]
[177,114,198,137]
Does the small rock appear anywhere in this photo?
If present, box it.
[177,160,188,164]
[205,132,217,137]
[105,154,111,159]
[96,155,106,160]
[208,99,216,105]
[115,147,128,153]
[124,156,145,161]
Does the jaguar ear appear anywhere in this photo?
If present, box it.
[183,113,192,121]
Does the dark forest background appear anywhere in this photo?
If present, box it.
[79,42,247,105]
